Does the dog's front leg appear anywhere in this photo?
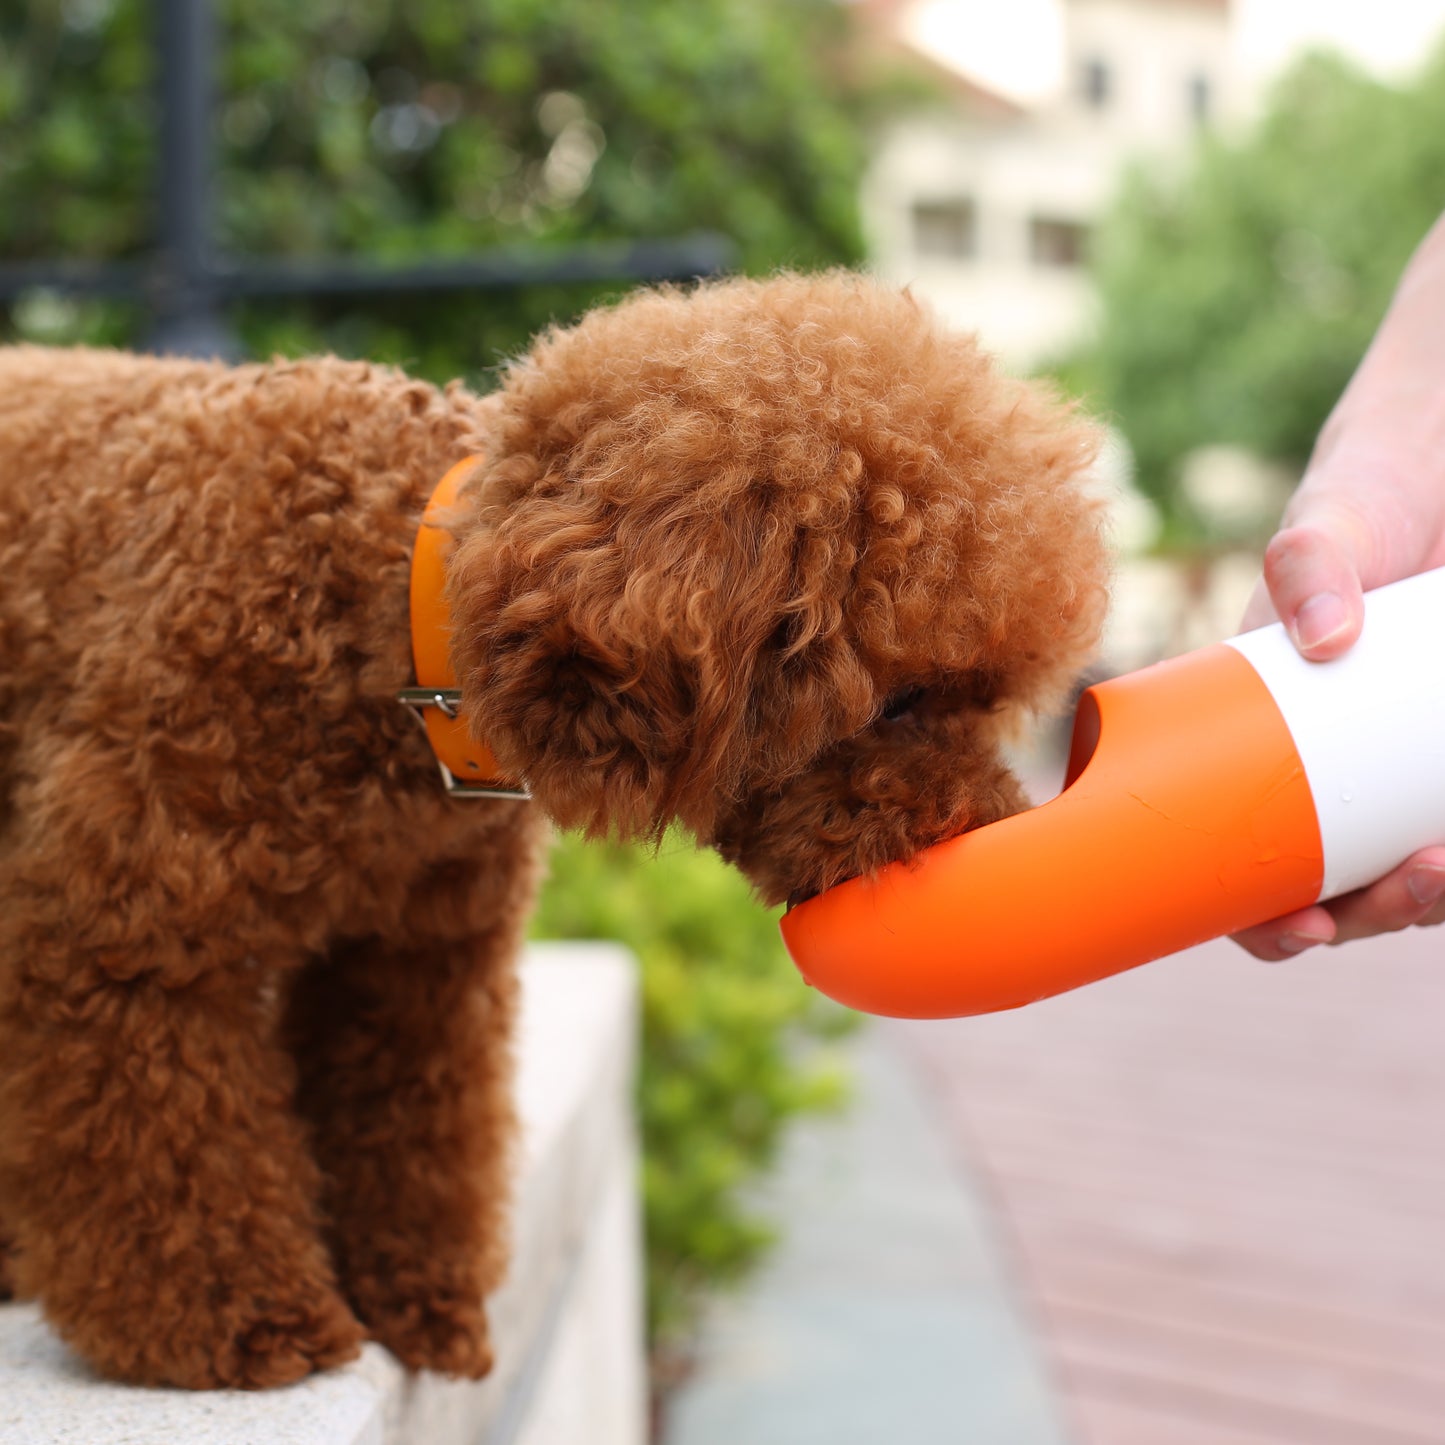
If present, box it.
[0,857,365,1388]
[283,828,544,1378]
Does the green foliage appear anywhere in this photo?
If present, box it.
[531,830,854,1349]
[1064,45,1445,530]
[1,0,882,377]
[0,0,154,261]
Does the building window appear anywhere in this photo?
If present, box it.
[1081,57,1110,110]
[912,199,977,259]
[1189,73,1212,124]
[1030,216,1088,268]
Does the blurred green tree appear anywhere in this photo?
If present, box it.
[1063,46,1445,534]
[0,0,882,375]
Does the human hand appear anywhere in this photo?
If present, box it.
[1232,214,1445,959]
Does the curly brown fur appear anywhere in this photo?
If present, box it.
[0,273,1106,1389]
[451,272,1108,903]
[0,348,545,1386]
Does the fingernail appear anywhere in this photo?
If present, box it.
[1292,592,1348,652]
[1277,931,1327,955]
[1408,866,1445,906]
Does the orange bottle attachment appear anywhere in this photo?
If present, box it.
[779,644,1325,1018]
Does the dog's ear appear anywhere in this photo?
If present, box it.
[446,474,865,842]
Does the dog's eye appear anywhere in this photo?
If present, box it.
[880,686,926,722]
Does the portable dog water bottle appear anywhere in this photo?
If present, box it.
[780,566,1445,1018]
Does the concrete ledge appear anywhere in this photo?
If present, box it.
[0,942,645,1445]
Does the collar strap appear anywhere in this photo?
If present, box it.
[399,456,530,800]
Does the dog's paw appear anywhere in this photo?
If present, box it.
[360,1286,494,1378]
[53,1272,365,1389]
[217,1286,369,1389]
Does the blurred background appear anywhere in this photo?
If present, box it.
[6,1,1445,1440]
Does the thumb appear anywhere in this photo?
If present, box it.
[1258,521,1366,661]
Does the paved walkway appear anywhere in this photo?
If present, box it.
[898,926,1445,1445]
[664,1026,1069,1445]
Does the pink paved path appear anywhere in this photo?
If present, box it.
[896,927,1445,1445]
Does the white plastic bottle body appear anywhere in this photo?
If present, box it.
[1227,566,1445,901]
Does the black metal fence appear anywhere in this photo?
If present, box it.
[0,0,734,357]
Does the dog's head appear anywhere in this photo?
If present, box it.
[447,273,1109,906]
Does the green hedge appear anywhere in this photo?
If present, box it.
[531,830,855,1353]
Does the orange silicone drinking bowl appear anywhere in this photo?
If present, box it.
[781,645,1321,1017]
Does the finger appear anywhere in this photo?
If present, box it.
[1232,849,1445,960]
[1230,903,1336,962]
[1323,849,1445,944]
[1260,524,1365,661]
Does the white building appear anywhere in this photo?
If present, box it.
[861,0,1236,371]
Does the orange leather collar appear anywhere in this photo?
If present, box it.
[399,456,529,799]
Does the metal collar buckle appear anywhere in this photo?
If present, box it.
[397,687,532,800]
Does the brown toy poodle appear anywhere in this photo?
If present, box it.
[0,272,1107,1388]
